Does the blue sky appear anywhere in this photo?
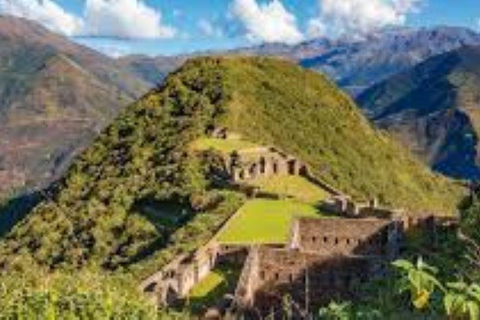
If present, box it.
[1,0,480,57]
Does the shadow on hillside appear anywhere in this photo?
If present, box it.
[112,196,196,268]
[0,190,44,238]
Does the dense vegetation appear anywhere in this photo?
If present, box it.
[0,55,247,277]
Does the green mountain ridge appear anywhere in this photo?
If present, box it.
[0,56,464,278]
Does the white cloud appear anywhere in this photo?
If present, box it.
[307,18,326,38]
[0,0,83,36]
[82,0,176,39]
[0,0,176,39]
[310,0,422,37]
[231,0,304,44]
[198,19,223,37]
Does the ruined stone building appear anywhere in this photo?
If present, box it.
[234,217,402,317]
[140,209,454,317]
[225,147,308,183]
[139,127,457,316]
[289,218,401,258]
[141,244,219,306]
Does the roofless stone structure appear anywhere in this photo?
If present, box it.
[233,217,402,317]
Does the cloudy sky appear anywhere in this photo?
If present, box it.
[0,0,479,56]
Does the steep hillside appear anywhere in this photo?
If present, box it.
[0,57,464,276]
[357,45,480,179]
[0,16,150,196]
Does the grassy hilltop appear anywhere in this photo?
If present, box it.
[196,56,463,212]
[0,56,464,279]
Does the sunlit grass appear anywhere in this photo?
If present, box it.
[252,175,331,204]
[190,138,258,154]
[217,199,324,244]
[187,264,240,313]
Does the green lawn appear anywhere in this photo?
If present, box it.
[187,264,240,313]
[190,138,258,154]
[253,175,331,204]
[217,199,323,244]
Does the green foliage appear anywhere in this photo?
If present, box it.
[0,270,190,320]
[388,257,480,320]
[190,137,258,154]
[393,258,443,310]
[0,56,237,274]
[444,282,480,320]
[318,302,383,320]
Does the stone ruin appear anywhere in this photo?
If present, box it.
[139,126,459,316]
[140,206,457,317]
[140,244,219,306]
[225,147,308,184]
[323,195,457,239]
[233,217,402,317]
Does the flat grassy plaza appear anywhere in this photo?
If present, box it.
[253,175,330,204]
[217,199,324,244]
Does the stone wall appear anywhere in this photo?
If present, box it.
[235,246,384,316]
[231,215,405,317]
[289,218,401,257]
[227,147,308,183]
[320,195,458,243]
[217,244,250,265]
[234,246,261,309]
[140,244,219,305]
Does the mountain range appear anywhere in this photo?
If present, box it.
[1,16,480,199]
[358,45,480,179]
[112,26,480,94]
